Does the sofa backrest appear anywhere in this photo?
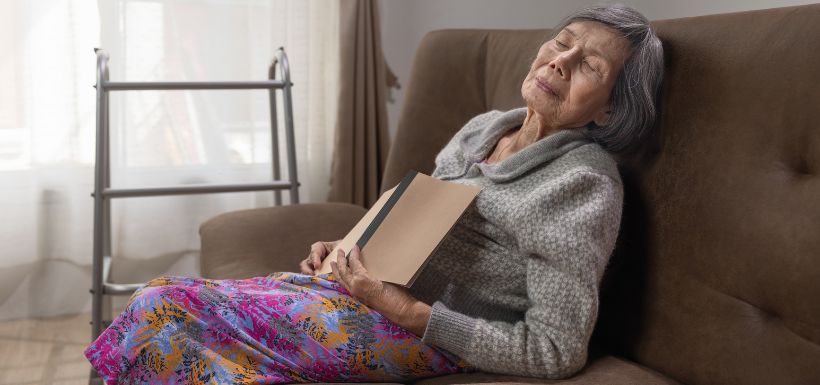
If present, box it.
[383,4,820,385]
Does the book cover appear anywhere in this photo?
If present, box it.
[316,170,481,286]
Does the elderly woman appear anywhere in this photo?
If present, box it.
[86,4,663,384]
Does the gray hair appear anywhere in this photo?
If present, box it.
[552,4,664,153]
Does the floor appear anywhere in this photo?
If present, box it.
[0,312,94,385]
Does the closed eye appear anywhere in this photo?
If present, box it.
[584,60,602,76]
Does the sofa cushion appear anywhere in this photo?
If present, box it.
[411,356,679,385]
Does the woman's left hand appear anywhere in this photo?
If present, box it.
[331,245,432,336]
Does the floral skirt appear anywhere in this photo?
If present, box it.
[85,273,467,384]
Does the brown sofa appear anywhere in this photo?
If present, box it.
[199,4,820,384]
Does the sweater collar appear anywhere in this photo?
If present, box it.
[456,108,592,183]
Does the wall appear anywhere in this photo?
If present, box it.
[380,0,818,138]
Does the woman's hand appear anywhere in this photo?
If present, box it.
[331,245,432,336]
[330,246,385,305]
[299,240,341,275]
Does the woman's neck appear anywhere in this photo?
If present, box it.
[512,108,560,149]
[485,108,562,164]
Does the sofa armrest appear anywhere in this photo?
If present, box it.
[199,202,367,279]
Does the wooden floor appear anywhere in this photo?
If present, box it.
[0,312,93,385]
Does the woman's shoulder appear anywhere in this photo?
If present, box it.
[454,109,508,139]
[544,141,623,186]
[433,109,521,178]
[464,109,507,126]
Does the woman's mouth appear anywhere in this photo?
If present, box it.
[535,77,558,97]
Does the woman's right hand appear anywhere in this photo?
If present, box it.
[299,240,341,275]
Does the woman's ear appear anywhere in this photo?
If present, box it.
[593,107,611,126]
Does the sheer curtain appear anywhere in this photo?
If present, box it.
[0,0,339,320]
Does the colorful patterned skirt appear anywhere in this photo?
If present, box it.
[85,272,467,384]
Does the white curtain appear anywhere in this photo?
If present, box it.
[0,0,340,320]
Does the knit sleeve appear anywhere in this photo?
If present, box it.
[421,170,624,379]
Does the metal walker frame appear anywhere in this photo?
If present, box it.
[89,47,299,382]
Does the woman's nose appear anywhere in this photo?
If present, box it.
[549,61,566,79]
[549,49,579,80]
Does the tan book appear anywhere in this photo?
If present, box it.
[316,170,481,287]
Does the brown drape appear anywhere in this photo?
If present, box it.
[327,0,391,208]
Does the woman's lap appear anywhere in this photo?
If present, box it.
[85,272,465,384]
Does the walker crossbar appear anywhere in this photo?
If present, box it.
[89,47,299,384]
[95,181,294,198]
[102,80,289,91]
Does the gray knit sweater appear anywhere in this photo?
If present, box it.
[409,108,624,379]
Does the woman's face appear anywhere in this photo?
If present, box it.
[521,21,631,129]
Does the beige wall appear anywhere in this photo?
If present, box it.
[380,0,818,137]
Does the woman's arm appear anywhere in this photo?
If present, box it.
[422,171,623,379]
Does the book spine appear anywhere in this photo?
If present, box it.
[356,170,418,250]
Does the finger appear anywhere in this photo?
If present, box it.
[317,243,335,266]
[310,243,325,269]
[347,245,366,273]
[336,249,349,278]
[310,242,324,254]
[311,253,323,269]
[299,260,314,275]
[322,241,335,253]
[330,261,348,289]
